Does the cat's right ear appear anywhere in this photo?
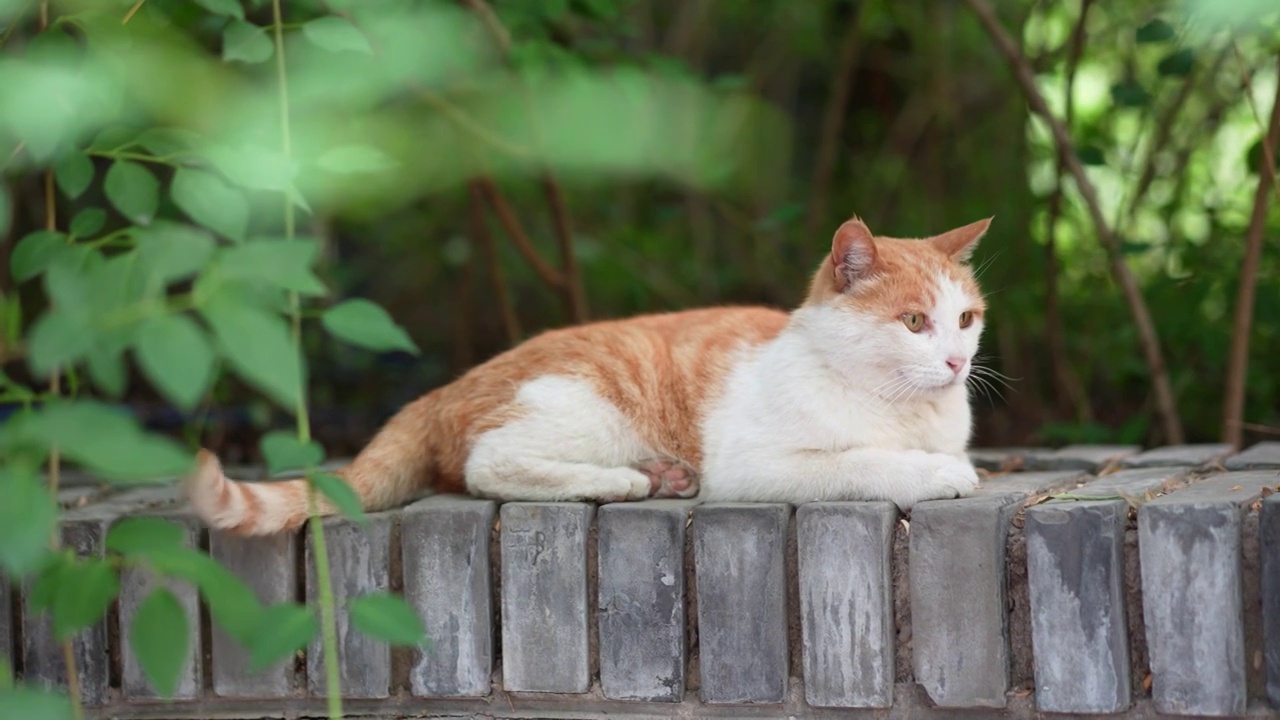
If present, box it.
[831,217,878,292]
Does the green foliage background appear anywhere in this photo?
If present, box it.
[0,0,1279,713]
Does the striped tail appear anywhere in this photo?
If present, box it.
[186,409,436,535]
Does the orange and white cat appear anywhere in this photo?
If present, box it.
[188,216,991,535]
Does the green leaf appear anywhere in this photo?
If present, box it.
[1120,239,1151,255]
[203,144,295,192]
[193,0,245,20]
[69,208,105,238]
[316,145,397,174]
[1246,138,1280,173]
[31,401,195,482]
[1135,18,1175,43]
[28,553,71,614]
[302,17,373,55]
[223,20,274,64]
[247,603,317,671]
[104,160,160,225]
[0,469,58,577]
[52,557,119,639]
[28,309,94,376]
[321,299,419,355]
[0,189,9,238]
[1110,80,1152,108]
[11,231,69,282]
[171,168,248,242]
[54,152,94,199]
[107,517,187,557]
[260,431,323,475]
[135,315,216,411]
[0,687,74,720]
[86,348,127,397]
[200,292,302,412]
[217,239,326,296]
[1076,145,1106,166]
[348,591,426,646]
[1157,49,1195,77]
[311,471,365,524]
[129,588,188,698]
[144,546,262,643]
[134,127,202,158]
[135,222,217,284]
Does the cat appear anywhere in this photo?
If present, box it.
[187,215,991,535]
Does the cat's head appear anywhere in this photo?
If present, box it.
[798,216,990,396]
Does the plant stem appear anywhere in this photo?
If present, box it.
[271,1,339,716]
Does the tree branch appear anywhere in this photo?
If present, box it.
[462,0,589,325]
[474,177,565,290]
[1043,0,1094,423]
[1222,52,1280,448]
[805,2,866,237]
[468,181,522,345]
[962,0,1184,443]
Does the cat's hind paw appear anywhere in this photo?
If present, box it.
[636,457,700,498]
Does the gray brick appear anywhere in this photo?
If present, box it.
[597,501,691,702]
[500,502,593,693]
[1024,444,1140,472]
[1121,444,1233,469]
[693,503,789,704]
[119,509,204,699]
[209,529,297,697]
[1260,494,1280,707]
[23,503,123,706]
[1138,471,1278,716]
[306,511,394,699]
[796,502,896,708]
[402,496,495,698]
[968,447,1047,471]
[1071,466,1191,498]
[1225,441,1280,470]
[1025,501,1129,712]
[910,470,1080,708]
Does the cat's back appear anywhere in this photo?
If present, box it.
[440,305,788,467]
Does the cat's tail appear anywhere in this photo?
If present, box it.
[186,405,436,536]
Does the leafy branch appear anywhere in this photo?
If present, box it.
[963,0,1185,444]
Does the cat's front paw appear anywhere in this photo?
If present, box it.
[899,453,980,509]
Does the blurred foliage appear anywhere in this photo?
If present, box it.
[0,0,1277,457]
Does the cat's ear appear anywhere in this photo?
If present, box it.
[831,217,879,291]
[931,217,992,263]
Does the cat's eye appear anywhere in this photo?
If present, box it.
[901,313,925,332]
[959,311,975,329]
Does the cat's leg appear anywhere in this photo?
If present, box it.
[701,446,979,509]
[463,375,682,502]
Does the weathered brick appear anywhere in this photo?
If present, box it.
[968,447,1048,472]
[1259,494,1280,707]
[796,501,896,708]
[209,529,298,697]
[23,502,126,706]
[1138,471,1278,716]
[500,502,593,693]
[401,496,495,698]
[1024,444,1139,472]
[1224,441,1280,470]
[693,503,789,704]
[306,512,395,699]
[1120,444,1233,469]
[597,500,691,702]
[119,509,204,699]
[1025,501,1131,713]
[911,470,1082,708]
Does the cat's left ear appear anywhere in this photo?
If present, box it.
[931,217,993,263]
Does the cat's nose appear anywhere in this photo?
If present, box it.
[945,356,967,374]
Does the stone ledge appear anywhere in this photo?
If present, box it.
[5,441,1280,719]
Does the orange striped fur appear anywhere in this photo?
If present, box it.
[188,216,992,535]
